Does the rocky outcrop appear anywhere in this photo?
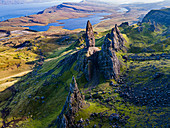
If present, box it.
[76,21,123,81]
[76,47,100,81]
[98,34,120,80]
[111,24,127,51]
[56,76,85,128]
[85,20,95,48]
[119,22,129,28]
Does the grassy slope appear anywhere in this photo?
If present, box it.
[0,32,80,92]
[0,23,169,127]
[0,32,85,127]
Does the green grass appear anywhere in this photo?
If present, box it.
[0,23,169,127]
[122,23,169,53]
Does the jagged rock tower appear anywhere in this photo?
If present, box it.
[85,20,95,48]
[111,24,126,51]
[56,76,85,128]
[76,21,124,82]
[98,33,120,80]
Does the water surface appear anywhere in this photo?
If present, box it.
[0,0,81,21]
[27,13,111,31]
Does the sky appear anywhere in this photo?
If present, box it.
[86,0,165,4]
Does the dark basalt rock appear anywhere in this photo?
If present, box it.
[76,47,100,81]
[98,34,120,80]
[111,24,127,51]
[119,22,129,28]
[76,21,100,81]
[76,21,124,82]
[85,20,95,48]
[56,76,85,128]
[136,26,144,33]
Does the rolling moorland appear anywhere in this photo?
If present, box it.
[0,6,169,128]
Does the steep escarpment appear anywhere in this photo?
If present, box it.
[85,20,96,48]
[111,24,127,51]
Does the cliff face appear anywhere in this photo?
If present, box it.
[56,76,85,128]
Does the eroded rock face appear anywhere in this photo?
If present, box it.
[76,47,100,81]
[56,76,85,128]
[111,24,126,51]
[85,20,95,48]
[98,34,120,80]
[76,21,123,82]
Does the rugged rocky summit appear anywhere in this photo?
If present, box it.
[85,20,96,48]
[111,24,127,51]
[56,76,85,128]
[76,21,123,82]
[119,22,129,28]
[98,34,120,80]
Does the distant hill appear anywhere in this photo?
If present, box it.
[142,8,170,26]
[0,0,53,5]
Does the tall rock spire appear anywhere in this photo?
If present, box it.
[56,76,85,128]
[111,24,126,51]
[98,34,120,80]
[85,20,95,48]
